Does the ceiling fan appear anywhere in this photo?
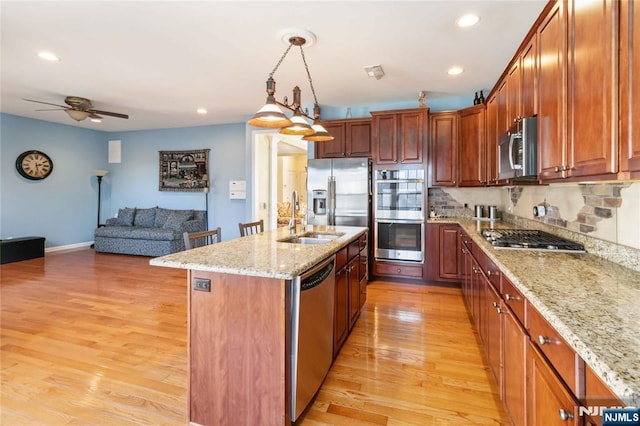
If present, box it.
[23,96,129,122]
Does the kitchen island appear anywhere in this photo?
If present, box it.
[151,225,367,426]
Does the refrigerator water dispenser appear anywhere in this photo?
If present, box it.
[312,190,327,215]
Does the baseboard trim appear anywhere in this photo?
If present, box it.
[45,241,94,253]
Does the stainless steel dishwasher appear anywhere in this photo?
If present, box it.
[291,254,336,421]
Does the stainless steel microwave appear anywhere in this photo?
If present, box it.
[498,116,538,180]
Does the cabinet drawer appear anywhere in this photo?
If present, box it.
[336,247,348,271]
[348,239,360,260]
[502,276,526,326]
[358,234,367,251]
[375,261,423,278]
[484,256,501,289]
[527,304,582,395]
[584,364,624,426]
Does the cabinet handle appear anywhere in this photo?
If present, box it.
[492,301,499,308]
[538,335,551,345]
[558,408,574,421]
[487,270,499,277]
[496,307,503,314]
[505,293,519,301]
[397,268,401,273]
[554,166,561,173]
[562,165,571,171]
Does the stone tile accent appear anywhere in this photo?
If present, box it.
[427,188,473,217]
[534,183,630,235]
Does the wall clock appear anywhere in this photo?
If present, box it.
[16,150,54,180]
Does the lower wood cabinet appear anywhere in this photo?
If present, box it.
[502,294,528,426]
[426,223,461,282]
[334,234,368,357]
[528,340,581,425]
[583,364,626,426]
[374,260,423,280]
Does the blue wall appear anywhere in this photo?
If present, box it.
[1,96,471,249]
[1,114,106,247]
[107,123,246,239]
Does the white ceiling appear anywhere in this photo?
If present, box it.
[1,1,547,133]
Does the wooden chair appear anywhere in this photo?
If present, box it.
[238,219,264,237]
[183,227,222,250]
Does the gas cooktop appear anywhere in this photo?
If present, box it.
[480,229,586,253]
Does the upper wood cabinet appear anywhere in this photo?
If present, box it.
[566,0,618,178]
[538,0,568,180]
[315,118,372,159]
[506,59,521,128]
[620,0,640,178]
[485,93,500,185]
[538,0,618,181]
[458,104,486,186]
[428,111,458,187]
[371,108,427,165]
[521,35,537,118]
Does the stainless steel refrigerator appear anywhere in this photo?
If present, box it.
[306,157,371,227]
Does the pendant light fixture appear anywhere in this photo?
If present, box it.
[248,29,333,142]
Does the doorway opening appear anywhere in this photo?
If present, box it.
[252,131,308,230]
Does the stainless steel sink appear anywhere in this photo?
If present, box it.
[280,237,333,245]
[278,231,345,245]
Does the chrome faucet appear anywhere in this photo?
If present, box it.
[289,191,298,234]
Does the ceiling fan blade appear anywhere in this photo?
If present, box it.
[90,109,129,119]
[88,113,103,119]
[23,98,68,108]
[35,108,66,111]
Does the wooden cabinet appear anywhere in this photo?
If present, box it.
[426,223,461,282]
[539,0,618,180]
[566,0,618,179]
[485,93,499,185]
[506,59,521,127]
[334,255,349,357]
[428,111,458,186]
[528,341,581,425]
[521,35,537,118]
[374,260,423,280]
[347,257,360,330]
[620,0,640,178]
[583,364,626,426]
[315,118,372,159]
[538,0,568,180]
[458,104,486,186]
[372,108,427,165]
[502,294,528,426]
[334,234,368,357]
[485,280,502,385]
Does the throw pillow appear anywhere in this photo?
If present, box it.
[162,210,194,231]
[134,208,156,228]
[115,207,136,226]
[154,207,171,228]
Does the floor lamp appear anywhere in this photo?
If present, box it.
[202,174,210,230]
[93,169,109,227]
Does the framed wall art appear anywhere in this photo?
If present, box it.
[159,149,210,192]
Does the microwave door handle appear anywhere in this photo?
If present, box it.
[509,133,522,170]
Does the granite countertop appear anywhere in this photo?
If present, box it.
[428,218,640,406]
[150,225,367,280]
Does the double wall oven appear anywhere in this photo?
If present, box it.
[374,169,425,263]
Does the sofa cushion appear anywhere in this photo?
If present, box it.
[162,210,194,231]
[134,208,156,228]
[154,207,171,228]
[95,226,180,241]
[115,207,136,226]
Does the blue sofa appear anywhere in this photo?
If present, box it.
[94,207,206,257]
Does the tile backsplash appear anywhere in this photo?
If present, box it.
[428,182,640,268]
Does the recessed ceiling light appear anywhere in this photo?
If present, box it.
[197,108,207,114]
[457,14,480,28]
[448,66,464,76]
[38,51,60,62]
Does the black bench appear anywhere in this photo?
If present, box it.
[0,236,45,264]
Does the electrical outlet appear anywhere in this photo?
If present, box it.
[193,277,211,292]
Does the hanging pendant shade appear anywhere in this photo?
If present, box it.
[279,112,314,136]
[302,122,334,141]
[248,95,293,128]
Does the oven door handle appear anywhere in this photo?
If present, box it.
[376,219,424,225]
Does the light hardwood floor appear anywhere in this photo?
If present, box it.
[1,249,507,425]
